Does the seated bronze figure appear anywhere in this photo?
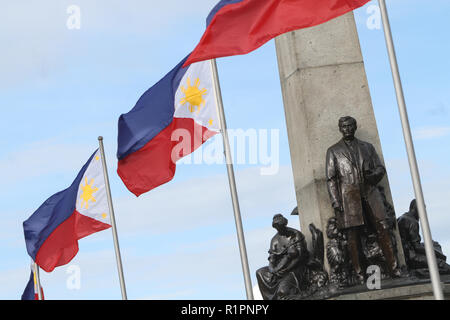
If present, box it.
[256,214,309,299]
[256,214,328,300]
[398,199,450,277]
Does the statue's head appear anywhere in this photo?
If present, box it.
[272,214,288,231]
[327,217,339,239]
[313,271,328,289]
[338,116,357,140]
[409,199,418,219]
[326,217,340,239]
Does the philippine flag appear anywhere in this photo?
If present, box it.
[23,150,112,272]
[117,57,220,196]
[184,0,370,66]
[21,266,44,300]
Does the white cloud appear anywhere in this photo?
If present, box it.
[0,123,118,189]
[0,1,215,87]
[385,157,450,247]
[3,223,275,299]
[4,156,450,299]
[0,141,88,184]
[113,165,297,236]
[253,285,263,300]
[1,164,297,299]
[413,126,450,140]
[0,265,31,299]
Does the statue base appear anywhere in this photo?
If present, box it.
[327,275,450,300]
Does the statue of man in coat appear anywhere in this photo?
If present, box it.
[325,116,402,283]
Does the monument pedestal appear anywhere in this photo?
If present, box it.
[328,275,450,300]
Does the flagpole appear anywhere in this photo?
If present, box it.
[209,59,254,300]
[98,136,128,300]
[378,0,443,300]
[33,262,43,300]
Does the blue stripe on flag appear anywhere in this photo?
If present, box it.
[206,0,245,26]
[23,150,97,260]
[117,55,190,160]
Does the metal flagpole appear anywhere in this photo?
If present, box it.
[98,136,128,300]
[33,262,43,300]
[209,58,254,300]
[378,0,443,300]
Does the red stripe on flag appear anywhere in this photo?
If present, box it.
[185,0,370,66]
[35,210,111,272]
[117,117,217,197]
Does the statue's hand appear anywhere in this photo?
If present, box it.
[268,263,275,273]
[334,207,344,217]
[364,168,383,185]
[274,269,286,278]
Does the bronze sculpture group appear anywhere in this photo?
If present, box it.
[256,116,450,300]
[256,215,328,299]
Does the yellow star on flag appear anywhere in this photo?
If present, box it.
[79,177,98,209]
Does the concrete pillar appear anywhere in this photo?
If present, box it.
[275,12,405,268]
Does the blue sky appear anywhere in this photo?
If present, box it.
[1,0,449,299]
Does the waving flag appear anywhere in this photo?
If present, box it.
[23,150,112,272]
[21,265,44,300]
[184,0,370,66]
[117,57,219,196]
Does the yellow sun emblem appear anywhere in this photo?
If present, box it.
[180,77,207,114]
[80,177,98,209]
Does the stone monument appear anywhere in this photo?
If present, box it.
[274,11,405,269]
[260,11,450,299]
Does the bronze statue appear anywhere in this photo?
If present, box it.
[256,214,330,300]
[398,199,450,277]
[325,116,401,283]
[256,214,309,299]
[326,217,349,288]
